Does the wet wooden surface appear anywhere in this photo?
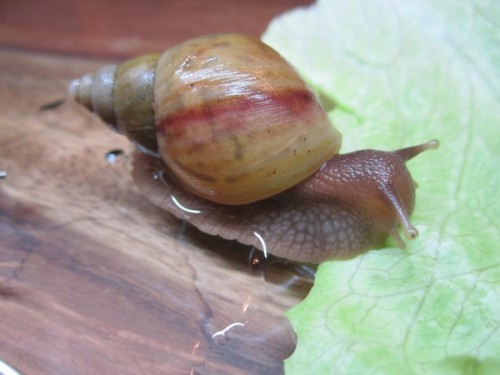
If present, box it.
[0,1,313,374]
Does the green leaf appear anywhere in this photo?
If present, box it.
[262,1,500,374]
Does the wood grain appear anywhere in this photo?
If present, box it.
[0,0,312,58]
[0,48,313,374]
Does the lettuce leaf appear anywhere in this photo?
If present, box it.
[262,1,500,373]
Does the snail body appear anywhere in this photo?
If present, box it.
[70,33,438,263]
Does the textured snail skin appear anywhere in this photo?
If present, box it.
[69,33,439,262]
[132,142,437,263]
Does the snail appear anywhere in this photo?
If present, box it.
[69,33,438,264]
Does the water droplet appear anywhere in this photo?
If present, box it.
[211,322,245,339]
[0,358,22,375]
[171,195,202,214]
[105,149,124,164]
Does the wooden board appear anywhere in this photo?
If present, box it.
[0,0,312,58]
[0,49,313,374]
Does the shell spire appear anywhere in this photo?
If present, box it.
[69,54,160,153]
[69,65,118,131]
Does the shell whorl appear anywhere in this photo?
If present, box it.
[69,54,160,153]
[152,34,342,204]
[69,65,118,131]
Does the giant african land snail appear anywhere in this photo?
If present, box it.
[69,33,438,263]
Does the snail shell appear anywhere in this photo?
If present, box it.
[69,33,341,205]
[69,33,439,262]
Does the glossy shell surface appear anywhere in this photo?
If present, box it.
[153,34,341,205]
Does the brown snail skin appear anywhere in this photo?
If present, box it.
[69,33,439,264]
